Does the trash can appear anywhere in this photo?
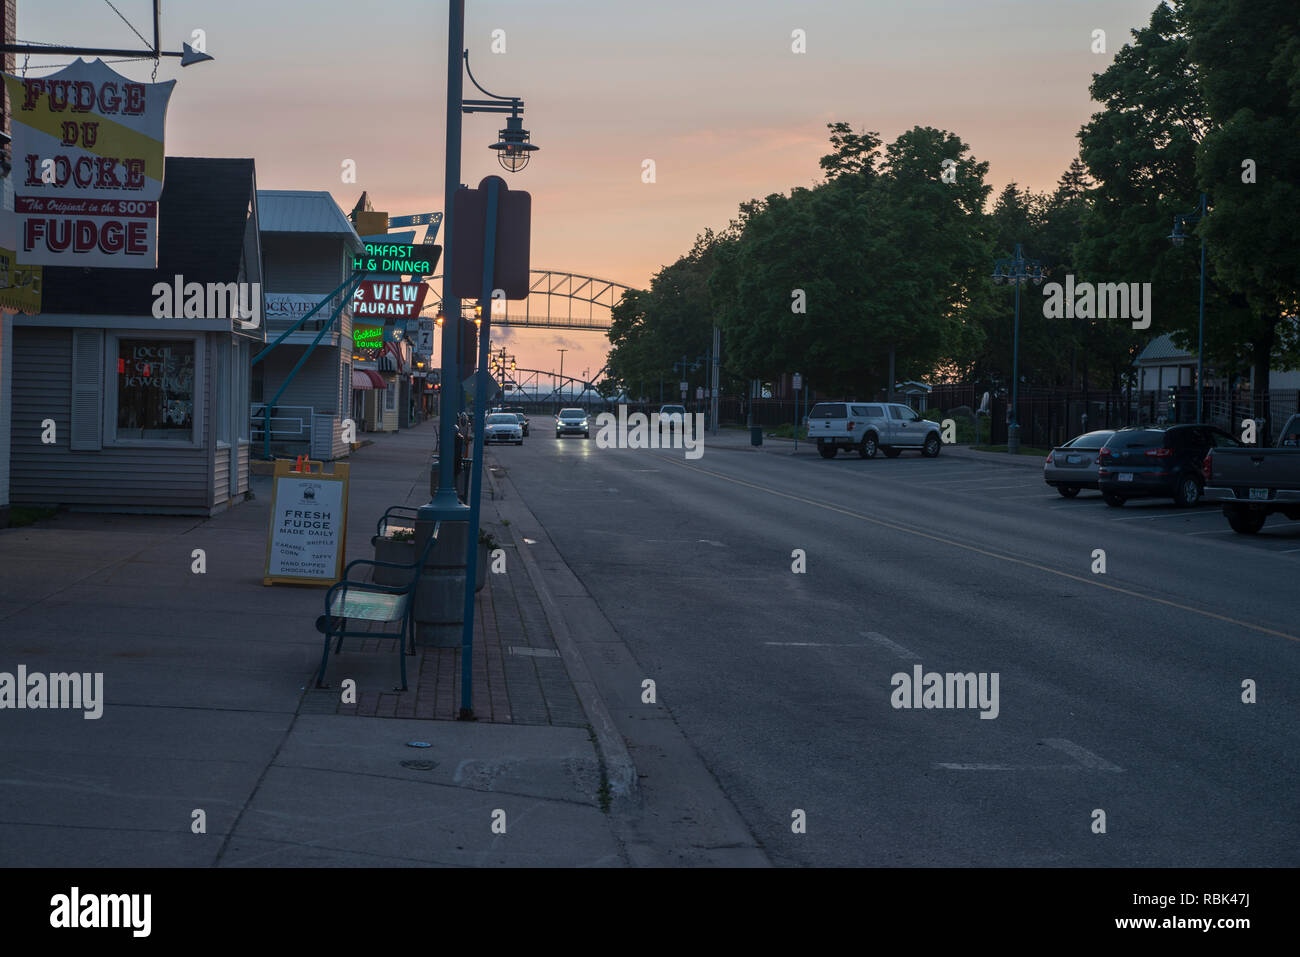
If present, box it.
[750,426,763,446]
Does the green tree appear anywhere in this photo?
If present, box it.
[1187,0,1300,411]
[1077,0,1257,401]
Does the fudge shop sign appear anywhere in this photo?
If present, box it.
[1,59,174,269]
[263,460,351,586]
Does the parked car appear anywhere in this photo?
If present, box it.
[484,412,524,445]
[504,406,530,435]
[658,404,687,421]
[1202,412,1300,533]
[555,408,590,438]
[1096,424,1240,507]
[1043,430,1115,497]
[805,401,942,459]
[511,412,530,436]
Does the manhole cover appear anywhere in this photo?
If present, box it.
[400,760,438,771]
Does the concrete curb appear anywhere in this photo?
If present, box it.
[940,445,1046,469]
[484,458,639,802]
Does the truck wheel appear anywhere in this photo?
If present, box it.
[922,434,941,457]
[1103,492,1126,508]
[1224,505,1267,535]
[858,435,878,459]
[819,443,837,459]
[1173,474,1201,508]
[882,447,902,458]
[1057,486,1080,498]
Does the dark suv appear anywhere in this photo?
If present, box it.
[1096,425,1241,508]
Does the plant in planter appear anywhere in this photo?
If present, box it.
[372,527,417,585]
[475,527,500,592]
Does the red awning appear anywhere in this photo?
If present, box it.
[351,369,387,389]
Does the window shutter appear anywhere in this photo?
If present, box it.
[70,330,104,451]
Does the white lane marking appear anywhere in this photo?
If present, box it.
[918,476,1031,485]
[935,763,1083,771]
[697,539,725,547]
[764,642,869,647]
[1278,547,1300,553]
[861,631,917,659]
[1109,511,1211,521]
[1044,738,1123,771]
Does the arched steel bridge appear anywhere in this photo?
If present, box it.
[423,268,631,330]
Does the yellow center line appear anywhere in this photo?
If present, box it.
[651,452,1298,643]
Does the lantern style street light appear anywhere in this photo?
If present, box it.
[1169,194,1209,424]
[991,243,1046,455]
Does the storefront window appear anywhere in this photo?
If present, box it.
[116,339,196,441]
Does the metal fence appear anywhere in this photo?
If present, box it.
[704,387,1300,447]
[926,385,1300,448]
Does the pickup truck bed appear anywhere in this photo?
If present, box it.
[1202,413,1300,533]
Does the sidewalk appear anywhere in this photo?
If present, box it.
[0,420,623,867]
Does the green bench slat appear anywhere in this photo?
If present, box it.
[329,590,409,622]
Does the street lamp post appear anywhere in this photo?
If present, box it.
[991,243,1046,456]
[1169,194,1208,425]
[419,1,536,722]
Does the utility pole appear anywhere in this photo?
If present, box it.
[557,348,567,404]
[711,324,720,434]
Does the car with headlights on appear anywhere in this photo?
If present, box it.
[1043,430,1115,497]
[484,412,524,445]
[555,408,590,438]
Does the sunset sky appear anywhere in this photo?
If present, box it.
[21,0,1162,381]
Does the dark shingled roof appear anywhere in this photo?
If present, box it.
[40,157,256,316]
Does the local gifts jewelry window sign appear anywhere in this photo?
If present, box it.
[263,461,350,586]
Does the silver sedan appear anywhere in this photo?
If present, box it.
[484,412,524,446]
[1043,430,1115,497]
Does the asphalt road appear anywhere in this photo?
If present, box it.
[490,427,1299,866]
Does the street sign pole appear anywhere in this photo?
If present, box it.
[458,177,502,720]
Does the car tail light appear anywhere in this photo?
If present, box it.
[847,421,855,431]
[1045,451,1054,465]
[1098,447,1112,461]
[1145,447,1173,458]
[1202,448,1213,482]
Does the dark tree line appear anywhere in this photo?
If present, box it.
[605,0,1300,410]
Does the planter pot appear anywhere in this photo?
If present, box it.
[372,536,416,586]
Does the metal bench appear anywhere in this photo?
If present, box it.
[315,521,439,692]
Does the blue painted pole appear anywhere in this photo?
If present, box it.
[1196,193,1207,424]
[459,177,501,718]
[1010,248,1022,454]
[426,0,467,518]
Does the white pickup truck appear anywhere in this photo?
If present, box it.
[806,401,942,459]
